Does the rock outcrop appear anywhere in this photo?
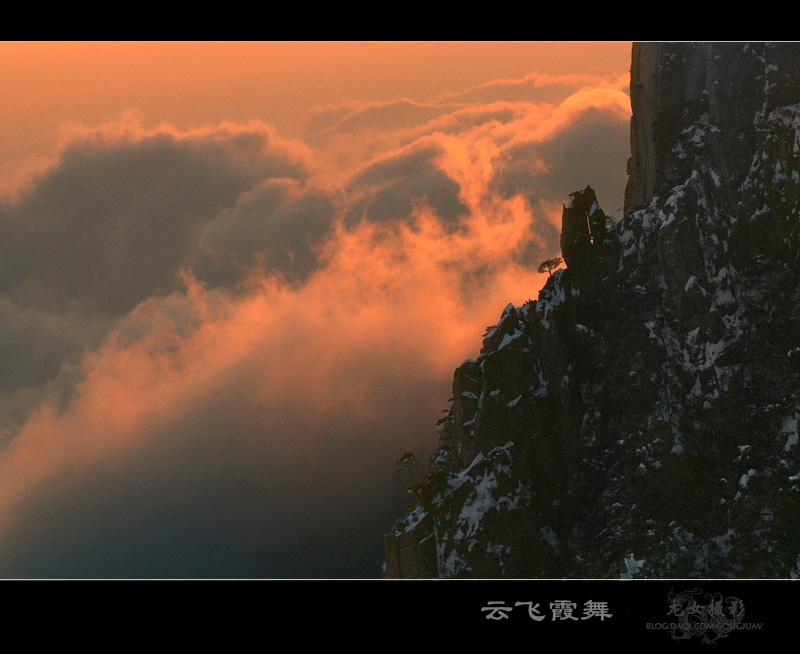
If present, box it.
[384,42,800,578]
[560,185,614,270]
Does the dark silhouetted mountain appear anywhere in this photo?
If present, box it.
[384,42,800,578]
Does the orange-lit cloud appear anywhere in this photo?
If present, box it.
[501,87,632,148]
[0,58,631,577]
[0,127,550,514]
[306,71,630,179]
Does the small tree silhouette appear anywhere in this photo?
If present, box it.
[538,256,563,276]
[394,451,418,486]
[393,451,446,513]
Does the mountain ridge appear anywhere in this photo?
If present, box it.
[384,42,800,578]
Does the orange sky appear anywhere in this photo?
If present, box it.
[0,42,633,577]
[0,42,631,179]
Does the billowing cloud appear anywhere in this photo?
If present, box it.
[345,142,468,226]
[0,116,315,315]
[0,144,549,577]
[194,178,340,286]
[0,65,631,577]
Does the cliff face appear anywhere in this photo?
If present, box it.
[384,42,800,579]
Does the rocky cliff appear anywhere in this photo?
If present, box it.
[384,42,800,579]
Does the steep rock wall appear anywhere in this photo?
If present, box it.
[385,42,800,579]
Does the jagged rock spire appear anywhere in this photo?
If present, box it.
[560,185,612,272]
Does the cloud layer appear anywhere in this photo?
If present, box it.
[0,67,630,577]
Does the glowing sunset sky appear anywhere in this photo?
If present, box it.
[0,42,631,577]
